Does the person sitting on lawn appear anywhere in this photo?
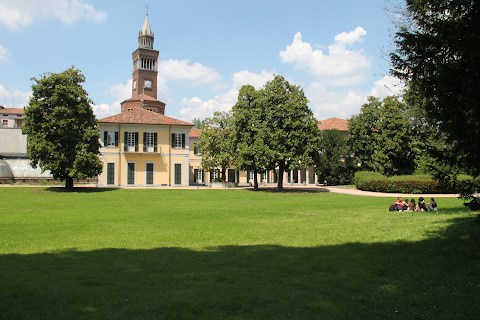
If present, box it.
[408,198,416,212]
[403,198,409,211]
[426,198,437,211]
[395,197,404,211]
[418,197,427,211]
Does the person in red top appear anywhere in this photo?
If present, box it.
[395,197,404,211]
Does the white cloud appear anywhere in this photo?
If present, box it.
[232,70,275,90]
[0,85,31,108]
[179,89,239,121]
[106,79,132,102]
[306,76,406,121]
[369,75,405,97]
[158,59,223,88]
[334,27,367,46]
[90,80,131,118]
[91,103,111,118]
[0,45,10,62]
[0,0,106,30]
[280,28,371,86]
[177,70,275,121]
[305,82,366,120]
[156,75,171,103]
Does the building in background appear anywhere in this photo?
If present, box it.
[0,106,25,128]
[97,14,194,187]
[317,117,349,138]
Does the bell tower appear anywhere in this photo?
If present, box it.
[132,14,159,99]
[121,14,165,114]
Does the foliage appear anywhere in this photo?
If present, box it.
[0,187,478,319]
[348,96,415,176]
[316,129,352,185]
[191,117,205,129]
[402,81,444,174]
[390,0,480,176]
[354,171,447,193]
[231,85,268,190]
[198,111,234,181]
[261,75,321,191]
[232,75,321,191]
[22,67,102,189]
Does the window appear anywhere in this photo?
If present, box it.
[2,120,7,126]
[194,143,201,155]
[261,171,267,182]
[127,163,135,185]
[210,169,220,182]
[174,163,182,185]
[146,163,154,185]
[124,132,138,152]
[228,169,236,183]
[107,163,115,185]
[171,133,185,148]
[143,132,157,152]
[104,131,118,147]
[194,168,203,182]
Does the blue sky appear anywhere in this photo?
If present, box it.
[0,0,404,122]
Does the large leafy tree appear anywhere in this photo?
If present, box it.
[232,75,321,191]
[316,129,352,185]
[262,75,321,191]
[347,96,381,172]
[22,67,102,189]
[232,85,269,191]
[390,0,480,175]
[198,111,234,182]
[348,95,415,176]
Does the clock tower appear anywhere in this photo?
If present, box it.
[132,14,158,99]
[121,14,165,114]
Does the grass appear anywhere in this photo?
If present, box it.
[0,187,479,319]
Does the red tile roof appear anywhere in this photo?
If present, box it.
[317,117,349,131]
[99,108,193,126]
[189,129,202,138]
[1,108,25,115]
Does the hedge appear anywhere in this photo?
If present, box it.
[353,171,474,194]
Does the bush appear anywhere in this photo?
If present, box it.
[354,171,449,193]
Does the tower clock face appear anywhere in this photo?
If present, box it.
[144,80,152,89]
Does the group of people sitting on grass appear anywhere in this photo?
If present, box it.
[392,197,437,212]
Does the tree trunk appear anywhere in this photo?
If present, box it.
[253,168,258,191]
[65,176,74,189]
[277,162,284,192]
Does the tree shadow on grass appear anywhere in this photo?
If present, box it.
[1,218,478,320]
[245,187,324,194]
[45,187,117,193]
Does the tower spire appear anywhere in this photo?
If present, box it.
[140,13,153,37]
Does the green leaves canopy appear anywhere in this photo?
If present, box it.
[22,67,102,188]
[198,111,234,181]
[232,75,321,191]
[390,0,480,175]
[317,129,352,185]
[348,96,415,176]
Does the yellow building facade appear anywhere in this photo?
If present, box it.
[98,109,193,187]
[97,15,194,187]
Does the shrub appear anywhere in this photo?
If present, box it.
[355,171,450,193]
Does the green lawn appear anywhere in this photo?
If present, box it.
[0,187,479,319]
